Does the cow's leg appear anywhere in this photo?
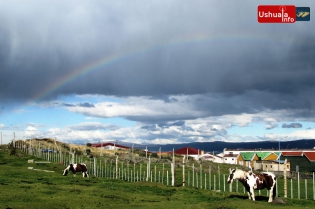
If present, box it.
[249,187,255,201]
[269,185,275,202]
[247,192,251,199]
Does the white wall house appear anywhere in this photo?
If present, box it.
[222,153,238,164]
[198,153,223,163]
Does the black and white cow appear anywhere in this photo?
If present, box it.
[227,168,277,202]
[63,163,89,178]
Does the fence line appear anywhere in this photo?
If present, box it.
[15,144,315,201]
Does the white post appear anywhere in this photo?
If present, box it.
[209,167,212,190]
[223,174,225,192]
[172,148,175,186]
[192,163,194,187]
[140,164,142,181]
[298,172,300,199]
[305,179,307,200]
[115,156,118,179]
[155,165,156,182]
[196,172,198,188]
[182,156,185,186]
[218,166,220,191]
[284,158,287,198]
[171,162,175,186]
[291,178,293,198]
[162,163,164,184]
[93,157,96,176]
[200,164,202,189]
[133,163,136,182]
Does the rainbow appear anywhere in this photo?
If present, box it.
[29,32,288,103]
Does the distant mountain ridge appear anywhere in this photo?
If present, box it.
[135,139,315,153]
[75,139,315,153]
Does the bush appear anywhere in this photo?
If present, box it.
[8,142,17,156]
[151,152,158,158]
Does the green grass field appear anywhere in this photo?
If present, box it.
[1,147,315,209]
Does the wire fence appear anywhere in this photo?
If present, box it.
[16,143,315,201]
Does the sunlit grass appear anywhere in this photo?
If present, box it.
[1,146,315,209]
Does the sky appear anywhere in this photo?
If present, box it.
[0,0,315,146]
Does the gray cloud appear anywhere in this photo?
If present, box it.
[266,123,278,130]
[0,0,315,121]
[68,122,118,131]
[282,123,303,128]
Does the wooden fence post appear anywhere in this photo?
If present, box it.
[182,156,185,186]
[223,174,225,192]
[171,162,175,186]
[200,164,202,189]
[172,148,175,186]
[115,155,118,179]
[218,166,220,191]
[93,157,96,176]
[291,178,293,198]
[209,167,212,190]
[305,179,307,200]
[298,172,300,199]
[284,159,287,198]
[192,163,195,187]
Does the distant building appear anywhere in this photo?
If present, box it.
[222,148,315,172]
[223,152,238,164]
[198,153,223,163]
[172,147,203,160]
[91,142,130,150]
[282,151,315,172]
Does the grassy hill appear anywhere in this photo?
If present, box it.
[1,143,315,209]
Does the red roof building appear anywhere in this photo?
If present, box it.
[281,152,303,156]
[173,147,200,155]
[303,152,315,162]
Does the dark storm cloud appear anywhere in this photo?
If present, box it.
[68,123,118,131]
[1,1,315,119]
[78,102,95,108]
[282,123,303,128]
[141,121,185,130]
[58,102,94,108]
